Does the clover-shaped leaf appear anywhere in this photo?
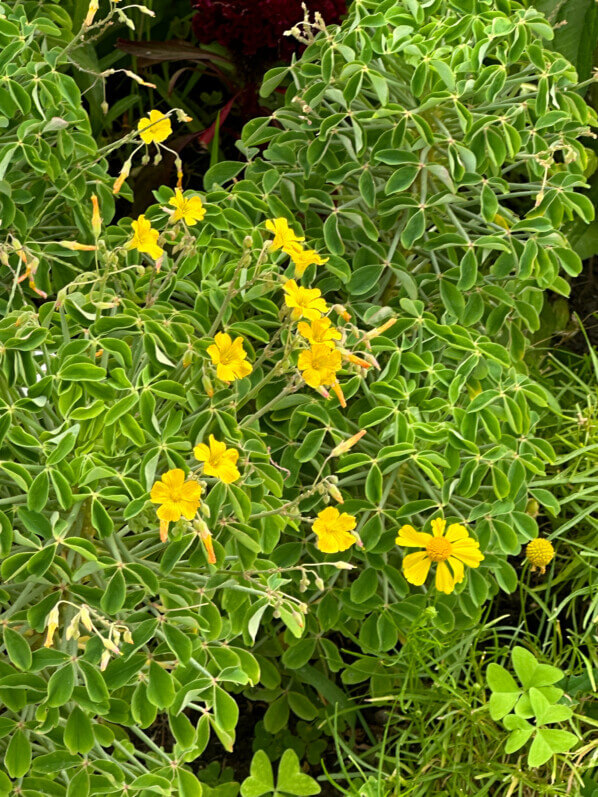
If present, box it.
[487,663,520,720]
[240,750,320,797]
[527,729,578,768]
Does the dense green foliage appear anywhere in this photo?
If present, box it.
[0,0,596,796]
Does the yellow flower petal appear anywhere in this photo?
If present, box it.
[395,524,432,547]
[431,517,447,537]
[435,560,455,593]
[445,523,469,542]
[402,551,431,586]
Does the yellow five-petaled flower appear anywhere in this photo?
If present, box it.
[126,215,163,260]
[283,279,328,321]
[396,517,484,594]
[297,317,341,348]
[138,110,172,145]
[207,332,253,382]
[313,507,357,553]
[150,469,202,542]
[194,435,240,484]
[169,189,206,226]
[288,246,329,278]
[298,343,342,388]
[265,217,304,253]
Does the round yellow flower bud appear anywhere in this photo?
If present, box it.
[525,538,554,573]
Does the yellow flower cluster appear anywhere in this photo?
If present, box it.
[265,218,372,409]
[265,217,328,278]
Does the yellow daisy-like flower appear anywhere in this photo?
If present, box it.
[265,218,304,253]
[297,343,342,388]
[525,538,554,574]
[288,246,329,278]
[169,189,206,226]
[313,506,357,553]
[283,279,328,321]
[194,435,240,484]
[126,215,163,260]
[297,317,341,348]
[150,469,202,542]
[396,517,484,594]
[138,110,172,145]
[207,332,253,382]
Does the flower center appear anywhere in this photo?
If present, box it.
[426,537,452,562]
[219,348,234,364]
[311,354,329,371]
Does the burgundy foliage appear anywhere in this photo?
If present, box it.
[191,0,347,58]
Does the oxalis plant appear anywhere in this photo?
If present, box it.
[0,0,596,794]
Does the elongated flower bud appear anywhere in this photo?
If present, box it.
[366,318,396,339]
[57,241,97,251]
[113,159,131,195]
[91,195,101,238]
[331,430,366,457]
[331,382,346,408]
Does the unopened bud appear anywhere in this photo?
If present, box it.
[113,159,131,195]
[331,430,366,457]
[101,101,109,115]
[366,318,396,339]
[328,483,343,504]
[91,194,101,238]
[331,382,346,408]
[175,109,193,123]
[100,650,111,671]
[56,241,97,251]
[66,614,81,641]
[333,304,351,322]
[315,576,325,591]
[333,561,356,570]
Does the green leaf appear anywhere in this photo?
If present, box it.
[178,768,204,797]
[241,750,274,797]
[276,749,321,796]
[59,363,106,381]
[3,627,32,671]
[100,569,126,615]
[4,729,31,778]
[47,663,75,707]
[64,707,95,754]
[147,661,175,710]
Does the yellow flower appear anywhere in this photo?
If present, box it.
[169,189,206,225]
[207,332,253,382]
[194,435,240,484]
[126,215,163,260]
[525,538,554,574]
[265,218,304,253]
[313,507,357,553]
[150,469,202,542]
[297,317,341,348]
[283,279,328,321]
[396,517,484,594]
[289,246,329,278]
[298,343,342,388]
[138,110,172,145]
